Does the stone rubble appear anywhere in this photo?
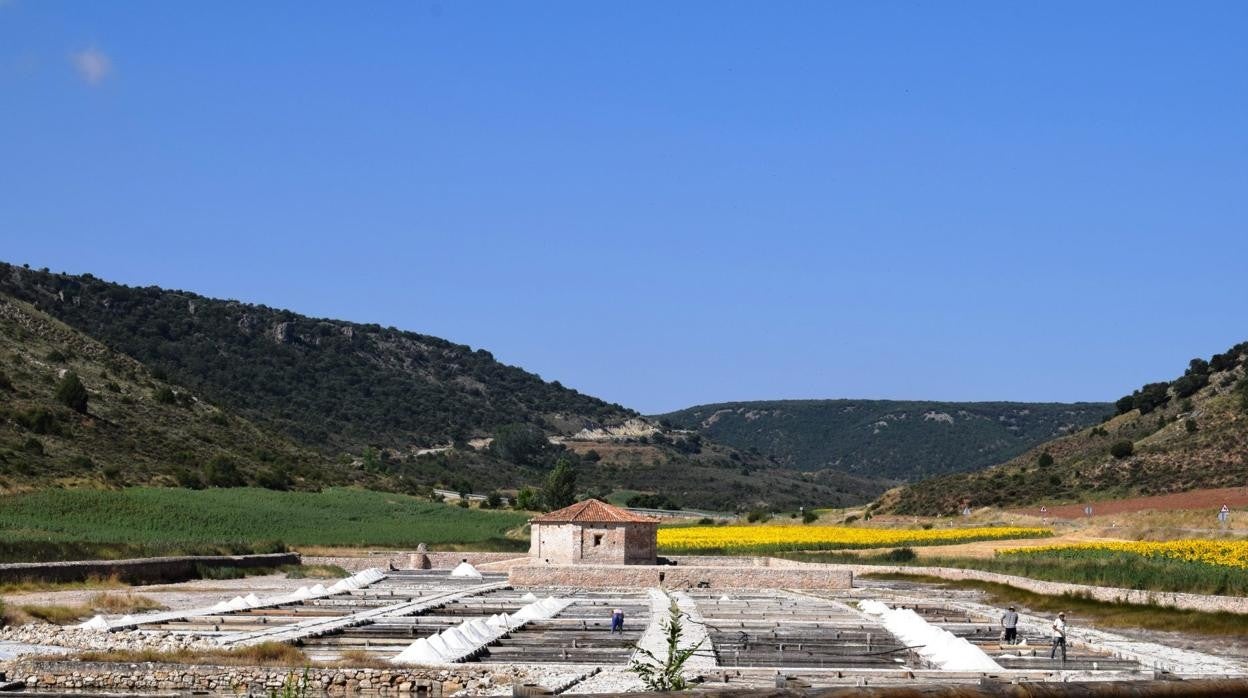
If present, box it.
[0,623,216,654]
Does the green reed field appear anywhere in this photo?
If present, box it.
[0,487,529,562]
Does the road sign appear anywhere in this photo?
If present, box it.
[1083,505,1093,516]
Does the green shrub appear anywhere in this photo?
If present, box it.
[884,547,918,562]
[154,386,176,404]
[15,407,60,435]
[1037,452,1054,468]
[1110,440,1134,459]
[802,510,818,524]
[55,372,88,414]
[745,508,771,523]
[1185,419,1198,434]
[204,455,245,487]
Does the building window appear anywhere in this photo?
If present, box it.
[592,534,603,547]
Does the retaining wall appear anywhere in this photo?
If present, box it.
[766,558,1248,615]
[7,660,539,695]
[305,552,524,572]
[0,552,300,585]
[509,563,852,590]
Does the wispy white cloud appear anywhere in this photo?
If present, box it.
[71,47,112,86]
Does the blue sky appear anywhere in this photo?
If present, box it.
[2,2,1245,414]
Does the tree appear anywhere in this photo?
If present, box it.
[1132,382,1171,415]
[55,371,88,413]
[1110,440,1134,459]
[515,487,538,511]
[1184,419,1198,434]
[204,455,245,487]
[490,423,552,467]
[1037,452,1054,468]
[541,457,577,511]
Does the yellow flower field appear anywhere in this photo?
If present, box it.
[998,539,1248,569]
[657,525,1051,554]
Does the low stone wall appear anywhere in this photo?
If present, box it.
[304,552,525,572]
[0,552,300,585]
[9,660,545,695]
[509,563,852,590]
[767,558,1248,615]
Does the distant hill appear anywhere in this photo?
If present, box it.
[882,342,1248,515]
[0,262,877,510]
[657,399,1110,481]
[0,262,634,453]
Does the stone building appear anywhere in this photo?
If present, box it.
[528,499,660,565]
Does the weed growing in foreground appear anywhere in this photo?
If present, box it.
[628,595,703,691]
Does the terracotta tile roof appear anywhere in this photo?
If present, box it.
[529,499,661,524]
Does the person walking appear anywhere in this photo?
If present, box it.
[610,608,625,633]
[1049,612,1068,661]
[1001,606,1019,645]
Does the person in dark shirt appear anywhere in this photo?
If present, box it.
[610,608,624,633]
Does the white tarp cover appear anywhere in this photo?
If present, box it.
[391,596,572,664]
[859,600,1003,672]
[450,562,482,578]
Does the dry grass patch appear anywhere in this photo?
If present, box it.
[282,564,349,579]
[88,592,165,614]
[0,574,128,595]
[76,642,309,667]
[18,604,91,624]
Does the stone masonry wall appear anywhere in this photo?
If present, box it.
[304,552,523,572]
[509,563,852,590]
[9,660,549,695]
[766,558,1248,615]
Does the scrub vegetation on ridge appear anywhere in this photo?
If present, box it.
[884,341,1248,515]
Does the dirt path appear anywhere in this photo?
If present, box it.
[1008,486,1248,520]
[2,574,312,613]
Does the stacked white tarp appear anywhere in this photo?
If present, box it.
[392,638,444,664]
[450,562,482,578]
[520,592,539,602]
[859,600,1003,672]
[93,567,389,633]
[391,595,573,664]
[77,615,110,632]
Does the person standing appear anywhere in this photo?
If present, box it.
[610,608,625,633]
[1050,612,1068,661]
[1001,606,1019,645]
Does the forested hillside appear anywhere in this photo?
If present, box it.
[883,342,1248,514]
[0,263,633,453]
[0,293,335,491]
[657,399,1109,481]
[0,262,874,510]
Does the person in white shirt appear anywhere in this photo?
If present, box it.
[1049,611,1068,661]
[1000,605,1019,645]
